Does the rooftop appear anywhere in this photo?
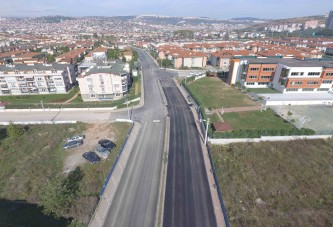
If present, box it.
[0,63,70,72]
[79,61,127,78]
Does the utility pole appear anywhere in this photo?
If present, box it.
[204,118,210,145]
[40,100,48,122]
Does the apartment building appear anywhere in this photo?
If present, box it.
[325,11,333,29]
[77,61,131,101]
[228,58,333,93]
[228,58,281,87]
[84,47,108,62]
[273,60,333,93]
[0,63,77,95]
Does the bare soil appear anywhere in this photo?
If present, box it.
[63,123,116,173]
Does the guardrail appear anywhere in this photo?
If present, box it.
[0,120,77,125]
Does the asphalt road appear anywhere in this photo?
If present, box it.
[161,78,217,227]
[0,49,217,227]
[103,49,166,227]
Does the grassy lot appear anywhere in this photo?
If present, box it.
[0,122,131,226]
[222,109,294,130]
[185,77,257,109]
[0,86,81,104]
[211,139,333,226]
[249,88,281,94]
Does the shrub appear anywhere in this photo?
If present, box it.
[6,122,25,138]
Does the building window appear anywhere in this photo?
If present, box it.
[248,75,257,79]
[322,80,333,84]
[302,88,314,91]
[90,94,96,98]
[317,88,329,91]
[286,88,298,92]
[115,93,121,97]
[290,81,302,85]
[307,72,320,76]
[250,68,259,71]
[325,72,333,76]
[290,72,304,76]
[246,82,255,85]
[261,76,271,79]
[262,68,275,71]
[258,82,269,85]
[307,81,319,85]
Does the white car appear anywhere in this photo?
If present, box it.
[67,134,85,142]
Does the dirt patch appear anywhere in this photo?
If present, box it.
[135,83,139,95]
[63,123,116,173]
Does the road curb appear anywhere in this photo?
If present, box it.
[157,79,168,106]
[155,116,170,227]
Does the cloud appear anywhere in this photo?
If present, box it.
[17,9,58,13]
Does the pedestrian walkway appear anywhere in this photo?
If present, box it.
[214,109,224,122]
[62,91,80,104]
[219,105,260,113]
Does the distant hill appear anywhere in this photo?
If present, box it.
[35,16,76,23]
[231,17,271,21]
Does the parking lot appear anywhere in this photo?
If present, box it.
[63,123,116,173]
[271,105,333,134]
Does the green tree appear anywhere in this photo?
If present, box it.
[47,54,56,63]
[122,56,126,62]
[107,49,119,59]
[161,59,173,68]
[39,168,83,218]
[93,33,98,38]
[6,122,24,138]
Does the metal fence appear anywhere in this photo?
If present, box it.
[99,122,135,197]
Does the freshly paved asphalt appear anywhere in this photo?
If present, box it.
[161,78,217,227]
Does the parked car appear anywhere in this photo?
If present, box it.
[82,151,100,164]
[67,134,85,142]
[98,139,116,151]
[63,140,83,149]
[95,145,110,159]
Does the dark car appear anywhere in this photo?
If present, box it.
[98,139,116,150]
[63,140,83,149]
[82,151,100,164]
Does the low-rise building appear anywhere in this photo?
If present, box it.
[0,63,77,95]
[77,61,131,101]
[273,60,333,93]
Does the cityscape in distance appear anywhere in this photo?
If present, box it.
[0,1,332,227]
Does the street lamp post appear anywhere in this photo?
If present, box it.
[40,100,48,122]
[203,118,210,145]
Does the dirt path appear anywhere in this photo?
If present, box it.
[218,106,261,113]
[63,91,80,104]
[134,83,139,95]
[214,109,224,122]
[63,123,116,173]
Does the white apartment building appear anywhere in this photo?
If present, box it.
[0,63,77,95]
[77,61,131,101]
[273,60,333,93]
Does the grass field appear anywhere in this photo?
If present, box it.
[222,109,294,130]
[0,122,131,226]
[249,88,281,94]
[186,77,257,109]
[211,139,333,227]
[0,86,81,104]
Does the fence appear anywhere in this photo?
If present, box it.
[99,122,134,196]
[181,79,230,227]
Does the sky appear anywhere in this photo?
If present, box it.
[0,0,332,19]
